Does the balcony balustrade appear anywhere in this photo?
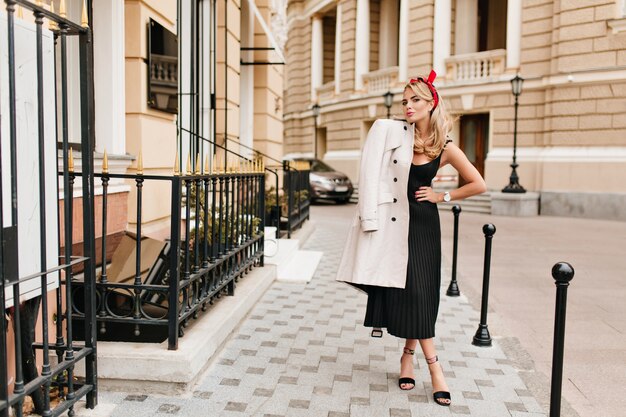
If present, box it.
[363,66,399,95]
[445,49,507,83]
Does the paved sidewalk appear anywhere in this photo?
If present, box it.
[90,204,554,417]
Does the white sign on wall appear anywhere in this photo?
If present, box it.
[1,12,60,307]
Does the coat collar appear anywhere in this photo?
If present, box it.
[384,120,413,151]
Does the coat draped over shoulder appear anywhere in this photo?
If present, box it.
[336,119,414,289]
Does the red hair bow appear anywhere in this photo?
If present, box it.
[409,70,439,111]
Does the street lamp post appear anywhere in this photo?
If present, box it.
[502,75,526,193]
[383,91,394,118]
[312,103,321,159]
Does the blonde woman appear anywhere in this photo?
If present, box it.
[336,71,486,406]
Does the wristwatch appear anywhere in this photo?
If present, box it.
[443,191,451,202]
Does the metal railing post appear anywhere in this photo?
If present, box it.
[446,205,461,296]
[168,177,182,350]
[472,223,496,347]
[549,262,575,417]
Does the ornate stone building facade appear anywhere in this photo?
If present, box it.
[284,0,626,220]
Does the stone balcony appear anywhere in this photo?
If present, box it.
[363,66,400,95]
[445,49,507,83]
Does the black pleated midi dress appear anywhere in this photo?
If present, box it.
[358,146,447,340]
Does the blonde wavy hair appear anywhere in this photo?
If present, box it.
[405,80,453,159]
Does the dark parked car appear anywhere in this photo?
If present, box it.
[290,158,354,204]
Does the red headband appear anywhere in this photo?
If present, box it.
[409,70,439,111]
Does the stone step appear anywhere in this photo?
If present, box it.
[352,188,492,214]
[276,250,323,283]
[438,192,492,214]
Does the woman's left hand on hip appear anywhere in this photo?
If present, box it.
[415,186,440,203]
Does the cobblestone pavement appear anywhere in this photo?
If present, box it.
[97,204,550,417]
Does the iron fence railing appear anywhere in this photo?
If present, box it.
[69,162,265,351]
[282,161,310,238]
[209,132,311,239]
[1,1,98,416]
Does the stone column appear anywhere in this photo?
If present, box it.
[93,0,125,154]
[454,0,478,55]
[354,0,369,91]
[240,0,254,156]
[379,0,398,69]
[506,0,522,70]
[334,2,342,95]
[398,0,408,82]
[432,0,451,77]
[311,14,323,100]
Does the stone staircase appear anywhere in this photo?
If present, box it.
[349,185,359,204]
[438,192,492,214]
[351,186,492,214]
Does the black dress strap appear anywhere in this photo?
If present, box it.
[438,139,453,158]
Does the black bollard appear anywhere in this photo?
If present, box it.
[446,205,462,296]
[549,262,575,417]
[472,223,496,347]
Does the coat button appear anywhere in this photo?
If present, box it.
[393,198,397,203]
[404,126,407,130]
[393,178,397,182]
[393,159,397,164]
[391,217,396,221]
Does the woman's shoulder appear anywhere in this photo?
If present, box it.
[372,118,409,129]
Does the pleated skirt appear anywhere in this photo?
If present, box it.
[358,200,441,339]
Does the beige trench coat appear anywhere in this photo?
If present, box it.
[336,118,414,289]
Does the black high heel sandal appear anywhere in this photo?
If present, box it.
[398,347,415,390]
[370,327,383,338]
[426,355,451,406]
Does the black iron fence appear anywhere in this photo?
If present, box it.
[1,1,98,416]
[282,161,310,238]
[69,158,265,351]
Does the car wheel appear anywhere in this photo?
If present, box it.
[338,198,350,204]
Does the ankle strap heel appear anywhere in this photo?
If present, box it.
[425,355,438,364]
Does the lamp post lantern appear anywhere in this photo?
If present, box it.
[502,75,526,193]
[383,90,394,118]
[312,103,321,159]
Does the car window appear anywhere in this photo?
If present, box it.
[310,160,335,172]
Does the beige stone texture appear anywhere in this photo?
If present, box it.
[524,0,551,7]
[578,114,613,130]
[560,0,610,11]
[550,86,580,101]
[522,17,552,36]
[492,120,510,134]
[522,61,551,76]
[558,51,616,71]
[559,7,595,26]
[550,116,579,130]
[590,97,626,114]
[594,2,617,20]
[612,113,626,128]
[580,84,613,99]
[125,115,177,168]
[558,39,594,56]
[216,29,242,70]
[524,3,555,22]
[523,45,552,63]
[550,100,597,116]
[127,178,173,224]
[559,21,607,41]
[550,129,624,145]
[485,160,540,191]
[522,32,552,49]
[541,161,626,192]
